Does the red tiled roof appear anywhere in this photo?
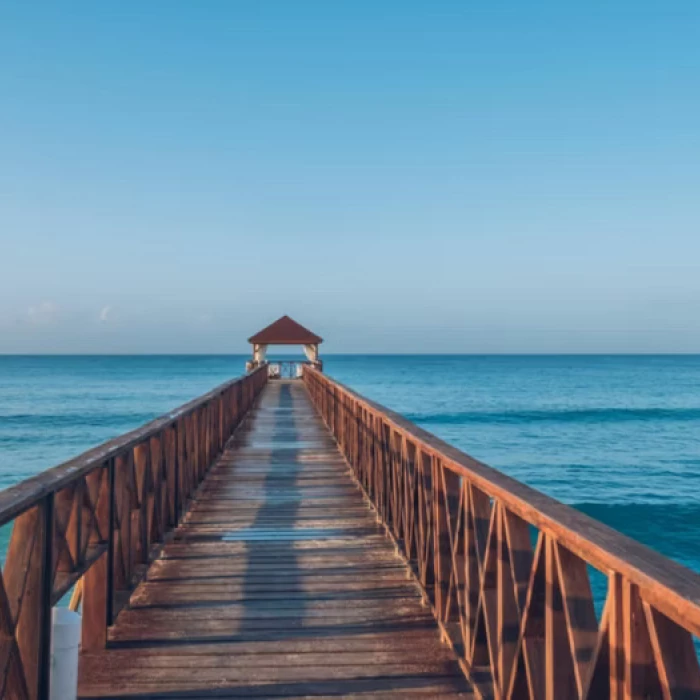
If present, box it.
[248,316,323,345]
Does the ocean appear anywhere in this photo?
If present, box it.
[1,354,700,580]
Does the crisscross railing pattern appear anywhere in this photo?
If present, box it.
[304,367,700,700]
[0,366,267,699]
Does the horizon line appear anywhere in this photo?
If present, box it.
[3,352,700,358]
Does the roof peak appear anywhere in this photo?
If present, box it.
[248,316,323,345]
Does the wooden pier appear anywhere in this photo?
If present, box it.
[2,322,700,699]
[78,380,472,697]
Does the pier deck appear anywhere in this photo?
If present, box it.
[78,380,472,698]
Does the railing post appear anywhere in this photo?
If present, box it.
[218,395,224,452]
[170,424,180,528]
[607,576,662,699]
[81,551,108,650]
[380,422,391,524]
[609,572,625,700]
[39,494,54,700]
[417,450,434,591]
[433,458,458,633]
[545,536,577,699]
[106,458,116,626]
[113,453,132,598]
[185,415,192,509]
[353,400,359,472]
[132,443,150,567]
[3,497,53,700]
[76,460,112,649]
[150,435,164,546]
[176,419,184,519]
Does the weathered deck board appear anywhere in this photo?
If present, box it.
[79,380,473,698]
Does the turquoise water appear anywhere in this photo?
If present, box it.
[1,354,700,578]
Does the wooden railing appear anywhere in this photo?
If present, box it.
[303,367,700,700]
[0,366,267,700]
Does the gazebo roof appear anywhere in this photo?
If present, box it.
[248,315,323,345]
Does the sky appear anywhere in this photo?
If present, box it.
[1,1,699,354]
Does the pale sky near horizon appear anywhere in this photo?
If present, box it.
[2,2,699,354]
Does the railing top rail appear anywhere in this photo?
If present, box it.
[305,366,700,636]
[0,365,266,526]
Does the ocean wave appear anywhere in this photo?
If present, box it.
[405,407,700,426]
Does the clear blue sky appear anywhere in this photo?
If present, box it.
[1,1,699,353]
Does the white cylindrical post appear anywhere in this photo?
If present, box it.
[51,608,81,700]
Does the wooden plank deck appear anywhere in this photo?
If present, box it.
[79,380,473,698]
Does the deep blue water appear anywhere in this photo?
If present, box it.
[1,354,699,579]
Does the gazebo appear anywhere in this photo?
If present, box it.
[245,315,323,376]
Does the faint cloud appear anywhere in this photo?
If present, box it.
[99,305,112,322]
[27,301,58,325]
[198,312,214,324]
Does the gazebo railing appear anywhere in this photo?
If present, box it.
[303,366,700,700]
[0,366,267,700]
[267,360,311,379]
